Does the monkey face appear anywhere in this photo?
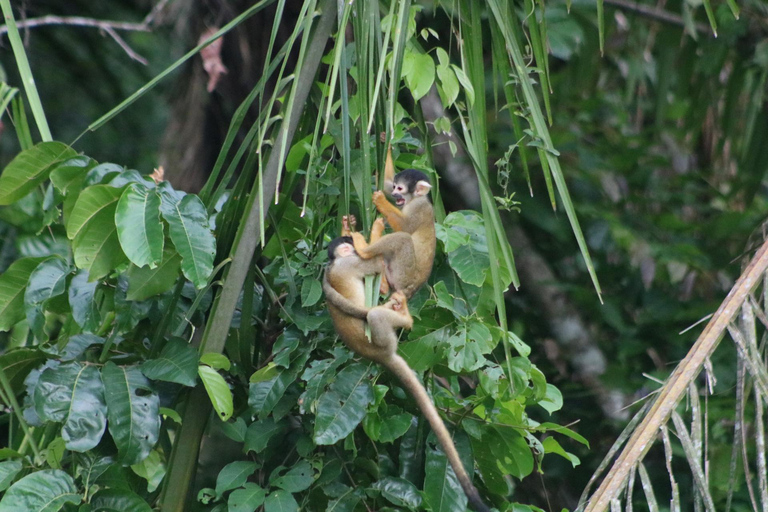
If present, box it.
[392,169,432,207]
[336,243,356,259]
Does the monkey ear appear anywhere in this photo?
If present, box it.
[414,180,432,197]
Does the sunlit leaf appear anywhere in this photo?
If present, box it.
[115,184,164,268]
[160,193,215,289]
[199,365,233,421]
[0,142,77,205]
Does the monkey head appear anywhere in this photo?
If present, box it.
[391,169,432,207]
[327,236,355,261]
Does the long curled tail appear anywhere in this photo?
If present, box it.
[384,355,491,512]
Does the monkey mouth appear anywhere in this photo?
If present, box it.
[395,197,405,206]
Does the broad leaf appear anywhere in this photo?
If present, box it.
[0,257,46,331]
[263,490,298,512]
[371,477,423,509]
[24,257,70,340]
[90,488,152,512]
[402,50,436,101]
[67,185,128,280]
[102,362,160,465]
[141,338,198,387]
[0,460,22,492]
[34,362,107,452]
[125,244,182,300]
[0,142,77,205]
[68,270,101,331]
[0,469,80,512]
[43,333,103,361]
[314,363,374,445]
[129,449,166,492]
[215,461,259,496]
[424,430,472,512]
[0,348,45,396]
[271,460,314,493]
[49,156,96,195]
[248,371,294,419]
[199,365,233,421]
[228,482,266,512]
[244,417,287,454]
[115,184,164,268]
[160,193,215,288]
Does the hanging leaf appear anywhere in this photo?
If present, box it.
[0,142,77,205]
[0,469,80,512]
[244,417,287,454]
[228,482,267,512]
[141,338,198,387]
[0,257,46,331]
[402,50,436,101]
[424,430,473,512]
[314,363,374,445]
[67,270,101,331]
[102,362,160,465]
[198,365,233,421]
[125,244,182,301]
[160,193,215,289]
[34,362,107,452]
[66,185,128,280]
[263,490,298,512]
[89,488,153,512]
[24,256,70,340]
[115,184,164,269]
[215,461,260,496]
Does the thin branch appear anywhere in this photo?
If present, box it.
[0,15,152,36]
[103,26,148,65]
[604,0,711,34]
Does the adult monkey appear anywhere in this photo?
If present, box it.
[351,147,436,299]
[324,236,492,512]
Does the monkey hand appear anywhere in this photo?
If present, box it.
[373,190,387,207]
[342,215,357,234]
[351,232,370,256]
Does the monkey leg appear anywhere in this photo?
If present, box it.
[369,218,391,294]
[367,306,413,351]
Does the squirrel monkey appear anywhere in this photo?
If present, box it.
[324,237,491,512]
[351,168,436,298]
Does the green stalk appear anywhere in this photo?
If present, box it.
[159,4,337,509]
[0,0,52,141]
[0,366,41,459]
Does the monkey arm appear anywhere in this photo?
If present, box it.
[373,192,406,231]
[323,273,370,320]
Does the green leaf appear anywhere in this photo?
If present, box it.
[248,371,293,419]
[371,477,422,509]
[67,270,101,331]
[125,244,182,301]
[90,488,152,512]
[24,256,70,340]
[215,461,259,496]
[445,321,497,373]
[263,490,298,512]
[402,51,436,101]
[130,449,166,492]
[538,422,589,447]
[200,353,231,371]
[0,469,80,512]
[244,417,287,454]
[300,279,322,307]
[0,460,22,492]
[34,362,107,452]
[141,338,198,387]
[271,460,314,493]
[424,430,471,512]
[0,348,45,396]
[49,156,96,195]
[198,365,233,421]
[538,384,563,413]
[314,363,374,445]
[102,362,160,465]
[115,184,164,268]
[0,257,46,331]
[66,185,128,280]
[228,482,266,512]
[160,194,215,289]
[542,437,580,467]
[451,64,475,105]
[44,333,103,361]
[0,142,77,205]
[435,48,459,107]
[486,426,534,480]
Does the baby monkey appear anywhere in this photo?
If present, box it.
[324,237,491,512]
[351,168,436,299]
